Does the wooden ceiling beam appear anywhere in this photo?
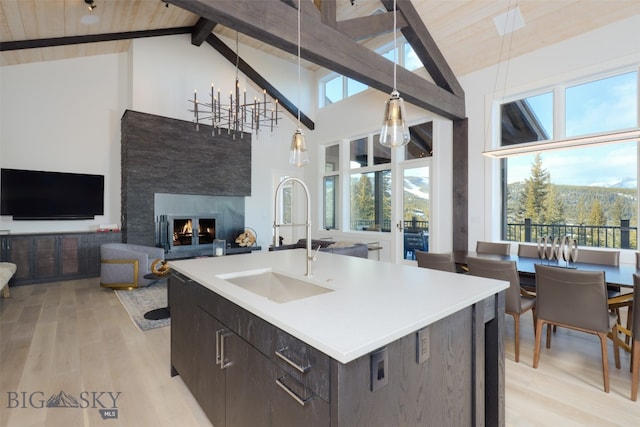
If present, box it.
[192,17,218,46]
[336,13,407,41]
[166,0,465,120]
[380,0,464,98]
[0,27,192,51]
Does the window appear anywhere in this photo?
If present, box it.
[323,123,433,236]
[501,70,638,249]
[319,37,422,108]
[323,145,339,230]
[350,170,391,232]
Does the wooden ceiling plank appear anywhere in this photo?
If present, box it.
[36,0,64,39]
[1,0,28,40]
[205,33,315,130]
[167,0,465,120]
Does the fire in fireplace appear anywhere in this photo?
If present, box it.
[172,218,215,246]
[157,214,221,257]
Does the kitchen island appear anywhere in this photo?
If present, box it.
[169,249,508,427]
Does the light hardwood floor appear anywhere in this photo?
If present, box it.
[1,279,638,427]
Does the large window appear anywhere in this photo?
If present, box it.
[319,37,421,108]
[322,123,433,235]
[501,70,638,249]
[349,136,391,232]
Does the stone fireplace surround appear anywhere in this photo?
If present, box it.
[154,193,245,259]
[121,110,251,254]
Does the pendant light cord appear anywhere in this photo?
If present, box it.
[393,0,397,91]
[297,0,301,129]
[235,32,240,79]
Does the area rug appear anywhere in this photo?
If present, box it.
[114,281,170,331]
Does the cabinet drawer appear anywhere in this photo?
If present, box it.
[197,284,331,402]
[273,328,331,402]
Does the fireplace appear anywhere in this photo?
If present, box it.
[157,214,221,258]
[154,193,249,259]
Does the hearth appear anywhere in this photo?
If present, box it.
[157,214,221,258]
[154,193,248,259]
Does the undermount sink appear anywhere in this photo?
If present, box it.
[218,269,333,303]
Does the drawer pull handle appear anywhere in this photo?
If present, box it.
[275,376,311,407]
[275,347,311,373]
[219,331,232,370]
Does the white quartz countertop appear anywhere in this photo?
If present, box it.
[169,250,508,364]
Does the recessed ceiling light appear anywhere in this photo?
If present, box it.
[493,7,525,36]
[80,14,100,25]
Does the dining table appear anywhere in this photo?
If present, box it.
[453,250,638,288]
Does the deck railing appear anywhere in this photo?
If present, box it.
[506,219,637,249]
[349,219,429,233]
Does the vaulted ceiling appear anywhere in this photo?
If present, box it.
[1,0,638,119]
[2,0,637,73]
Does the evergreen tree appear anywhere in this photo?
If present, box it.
[351,174,374,224]
[589,199,605,226]
[521,153,549,223]
[543,184,565,224]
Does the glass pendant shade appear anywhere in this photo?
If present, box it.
[379,90,410,148]
[289,129,310,167]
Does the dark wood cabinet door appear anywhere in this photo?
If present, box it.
[224,332,272,427]
[60,236,80,275]
[169,274,199,392]
[196,308,226,427]
[7,236,33,281]
[33,236,56,279]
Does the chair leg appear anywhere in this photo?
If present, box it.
[632,338,639,401]
[597,332,610,393]
[531,308,537,336]
[546,322,552,349]
[612,326,621,370]
[512,313,520,363]
[626,304,633,347]
[533,319,544,369]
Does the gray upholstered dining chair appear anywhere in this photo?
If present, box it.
[475,241,511,255]
[517,244,539,289]
[630,274,640,400]
[415,251,456,273]
[517,244,539,258]
[616,274,640,400]
[467,257,536,363]
[533,264,620,392]
[575,248,620,266]
[575,249,629,333]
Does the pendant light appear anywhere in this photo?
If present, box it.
[289,0,310,167]
[379,0,410,148]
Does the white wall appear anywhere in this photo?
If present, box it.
[0,53,128,233]
[0,34,314,247]
[460,15,640,257]
[127,35,315,249]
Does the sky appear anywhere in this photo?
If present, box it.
[506,71,638,188]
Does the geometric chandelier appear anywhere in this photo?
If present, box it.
[188,33,282,140]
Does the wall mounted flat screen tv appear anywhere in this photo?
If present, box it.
[1,168,104,220]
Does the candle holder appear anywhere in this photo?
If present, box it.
[213,239,226,257]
